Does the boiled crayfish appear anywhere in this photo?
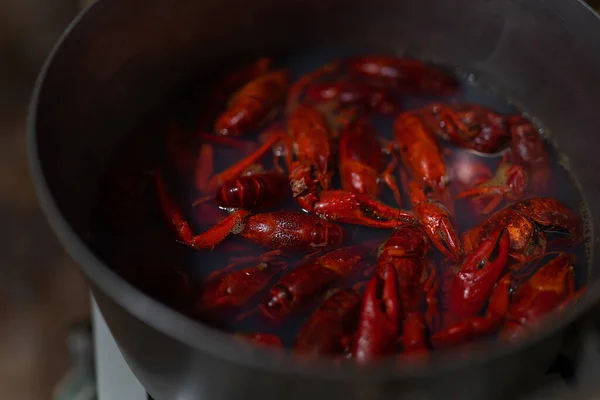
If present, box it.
[431,228,510,347]
[454,155,528,215]
[353,226,439,362]
[283,104,411,228]
[419,103,510,154]
[433,252,581,347]
[215,70,289,137]
[125,54,589,363]
[155,168,344,252]
[193,256,286,320]
[500,253,580,341]
[463,197,582,262]
[261,244,372,321]
[294,288,361,355]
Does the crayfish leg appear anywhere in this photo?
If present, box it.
[455,185,511,214]
[381,160,403,207]
[481,194,505,215]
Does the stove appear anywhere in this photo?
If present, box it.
[92,298,148,400]
[52,295,600,400]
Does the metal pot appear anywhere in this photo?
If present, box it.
[28,0,600,399]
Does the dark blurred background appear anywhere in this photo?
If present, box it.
[0,0,90,399]
[1,0,599,399]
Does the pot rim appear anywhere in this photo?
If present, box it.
[27,0,600,381]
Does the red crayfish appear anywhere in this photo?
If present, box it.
[215,70,289,137]
[261,244,372,321]
[117,53,589,364]
[353,226,439,362]
[304,81,397,115]
[353,265,400,363]
[501,252,580,341]
[454,155,528,215]
[338,118,402,205]
[294,288,361,355]
[194,255,286,319]
[214,170,290,211]
[284,104,408,228]
[509,115,553,195]
[345,56,459,94]
[404,178,463,262]
[431,228,510,347]
[463,197,582,262]
[419,103,510,154]
[394,111,449,193]
[155,169,344,252]
[433,252,582,347]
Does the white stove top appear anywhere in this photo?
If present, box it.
[92,297,147,400]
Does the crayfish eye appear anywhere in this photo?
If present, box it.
[477,259,486,270]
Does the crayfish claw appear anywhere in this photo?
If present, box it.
[418,205,463,263]
[353,266,400,363]
[314,190,413,229]
[189,210,251,249]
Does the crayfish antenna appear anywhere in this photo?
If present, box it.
[206,128,285,192]
[481,194,504,215]
[380,153,403,207]
[455,186,511,215]
[154,167,196,244]
[191,195,214,207]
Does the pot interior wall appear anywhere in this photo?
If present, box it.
[34,0,600,314]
